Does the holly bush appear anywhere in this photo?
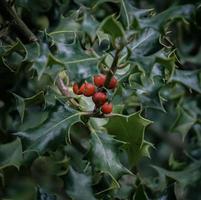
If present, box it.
[0,0,201,199]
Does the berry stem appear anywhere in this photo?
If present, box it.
[57,77,81,109]
[81,111,112,118]
[57,77,70,97]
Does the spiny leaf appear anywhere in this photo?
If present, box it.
[152,161,201,186]
[104,113,152,166]
[0,138,23,170]
[99,15,125,43]
[129,73,165,111]
[65,167,96,200]
[12,92,45,122]
[15,106,80,153]
[171,69,201,93]
[141,4,195,31]
[171,99,199,139]
[90,131,131,180]
[129,28,160,56]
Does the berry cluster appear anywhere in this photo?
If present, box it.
[73,74,118,114]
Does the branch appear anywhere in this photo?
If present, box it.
[81,111,113,118]
[56,77,70,97]
[0,0,37,43]
[104,47,122,87]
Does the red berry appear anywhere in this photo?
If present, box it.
[83,82,95,97]
[101,102,113,114]
[92,92,107,106]
[94,74,106,87]
[79,83,85,94]
[108,76,118,89]
[73,83,82,95]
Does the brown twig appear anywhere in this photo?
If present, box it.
[56,77,70,97]
[0,0,37,43]
[81,111,113,118]
[56,77,81,108]
[104,47,122,87]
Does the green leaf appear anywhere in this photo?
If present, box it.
[171,69,201,93]
[51,32,98,64]
[13,93,25,122]
[31,43,49,80]
[50,32,100,80]
[134,185,148,200]
[133,141,153,164]
[65,167,96,200]
[97,30,110,46]
[16,106,80,153]
[13,92,45,122]
[120,0,131,30]
[141,5,195,31]
[99,15,125,43]
[1,40,27,71]
[90,132,131,181]
[171,100,199,139]
[24,42,40,61]
[104,113,152,165]
[0,138,23,170]
[129,73,165,111]
[19,111,49,131]
[152,161,201,186]
[129,28,160,56]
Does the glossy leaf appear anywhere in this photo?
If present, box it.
[99,15,125,43]
[104,113,152,165]
[0,138,23,170]
[16,106,80,153]
[65,167,96,200]
[171,69,201,93]
[90,131,131,180]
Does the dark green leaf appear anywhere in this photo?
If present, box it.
[171,69,201,93]
[16,106,80,153]
[90,131,131,180]
[104,113,152,165]
[65,167,96,200]
[99,15,125,43]
[0,138,23,170]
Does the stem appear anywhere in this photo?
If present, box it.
[56,77,70,97]
[104,48,122,87]
[81,111,110,118]
[0,0,37,43]
[56,77,81,109]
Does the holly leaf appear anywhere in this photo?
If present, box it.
[171,69,201,93]
[129,28,161,56]
[99,15,125,43]
[13,92,45,122]
[171,100,199,139]
[15,106,80,154]
[90,131,131,181]
[0,138,23,170]
[104,113,152,166]
[50,32,100,80]
[140,4,195,31]
[152,161,201,186]
[129,73,165,111]
[65,167,96,200]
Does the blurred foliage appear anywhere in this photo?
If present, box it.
[0,0,201,199]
